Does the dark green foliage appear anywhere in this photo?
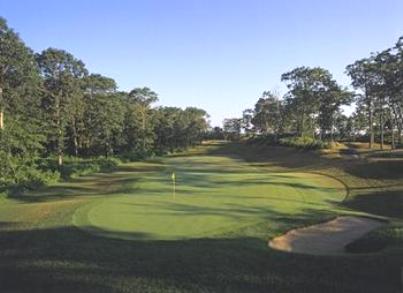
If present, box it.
[39,156,121,180]
[223,118,242,140]
[247,134,329,150]
[278,136,329,150]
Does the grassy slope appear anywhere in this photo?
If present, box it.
[0,142,402,292]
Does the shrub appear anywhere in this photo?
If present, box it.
[13,168,60,190]
[247,134,329,150]
[278,136,329,150]
[0,153,60,194]
[37,156,121,179]
[119,150,155,162]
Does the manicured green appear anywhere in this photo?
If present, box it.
[73,155,345,241]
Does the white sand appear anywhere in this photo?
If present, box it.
[269,216,385,255]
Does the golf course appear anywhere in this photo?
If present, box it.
[1,141,402,292]
[1,3,403,291]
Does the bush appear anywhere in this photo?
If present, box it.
[279,136,329,150]
[0,157,60,194]
[247,134,329,150]
[246,133,292,145]
[38,156,121,180]
[13,167,60,191]
[119,151,153,162]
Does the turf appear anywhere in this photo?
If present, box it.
[73,155,345,241]
[0,141,402,293]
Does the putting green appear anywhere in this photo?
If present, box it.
[73,155,346,241]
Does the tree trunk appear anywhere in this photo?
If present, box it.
[364,77,374,149]
[390,109,395,150]
[300,110,305,137]
[397,105,403,146]
[0,110,3,130]
[311,116,315,139]
[142,108,146,151]
[72,118,79,157]
[391,104,397,150]
[0,87,3,130]
[56,92,63,167]
[380,111,384,150]
[368,98,374,149]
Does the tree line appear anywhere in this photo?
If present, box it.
[0,17,208,188]
[221,36,403,149]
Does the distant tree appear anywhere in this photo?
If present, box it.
[223,118,242,140]
[251,91,283,138]
[211,126,224,139]
[346,58,378,148]
[318,85,353,141]
[242,109,254,134]
[282,67,351,141]
[281,67,324,137]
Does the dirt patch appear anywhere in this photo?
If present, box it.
[269,216,386,255]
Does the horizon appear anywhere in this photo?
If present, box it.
[1,0,403,126]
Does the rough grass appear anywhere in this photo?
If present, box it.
[0,141,402,292]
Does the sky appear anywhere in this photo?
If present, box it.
[1,0,403,126]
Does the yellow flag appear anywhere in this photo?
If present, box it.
[171,172,176,181]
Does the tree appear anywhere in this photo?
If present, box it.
[251,91,283,138]
[281,67,325,137]
[81,74,118,154]
[0,17,44,185]
[86,93,125,157]
[223,118,242,140]
[152,106,180,154]
[346,58,379,148]
[242,109,254,134]
[36,48,88,165]
[372,45,403,149]
[84,73,117,98]
[126,87,158,154]
[281,67,351,140]
[0,17,41,131]
[317,85,353,141]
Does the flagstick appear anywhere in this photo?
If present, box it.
[173,179,176,200]
[171,172,176,200]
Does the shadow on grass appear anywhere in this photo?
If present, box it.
[207,142,403,181]
[340,189,403,219]
[0,218,401,293]
[9,173,141,203]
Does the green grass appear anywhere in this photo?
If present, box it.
[0,141,403,292]
[73,155,345,241]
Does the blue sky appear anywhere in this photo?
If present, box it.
[1,0,403,126]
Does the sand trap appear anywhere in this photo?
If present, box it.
[269,216,385,255]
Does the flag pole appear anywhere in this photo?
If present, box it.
[173,179,176,200]
[172,172,176,200]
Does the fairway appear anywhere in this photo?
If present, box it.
[73,154,346,241]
